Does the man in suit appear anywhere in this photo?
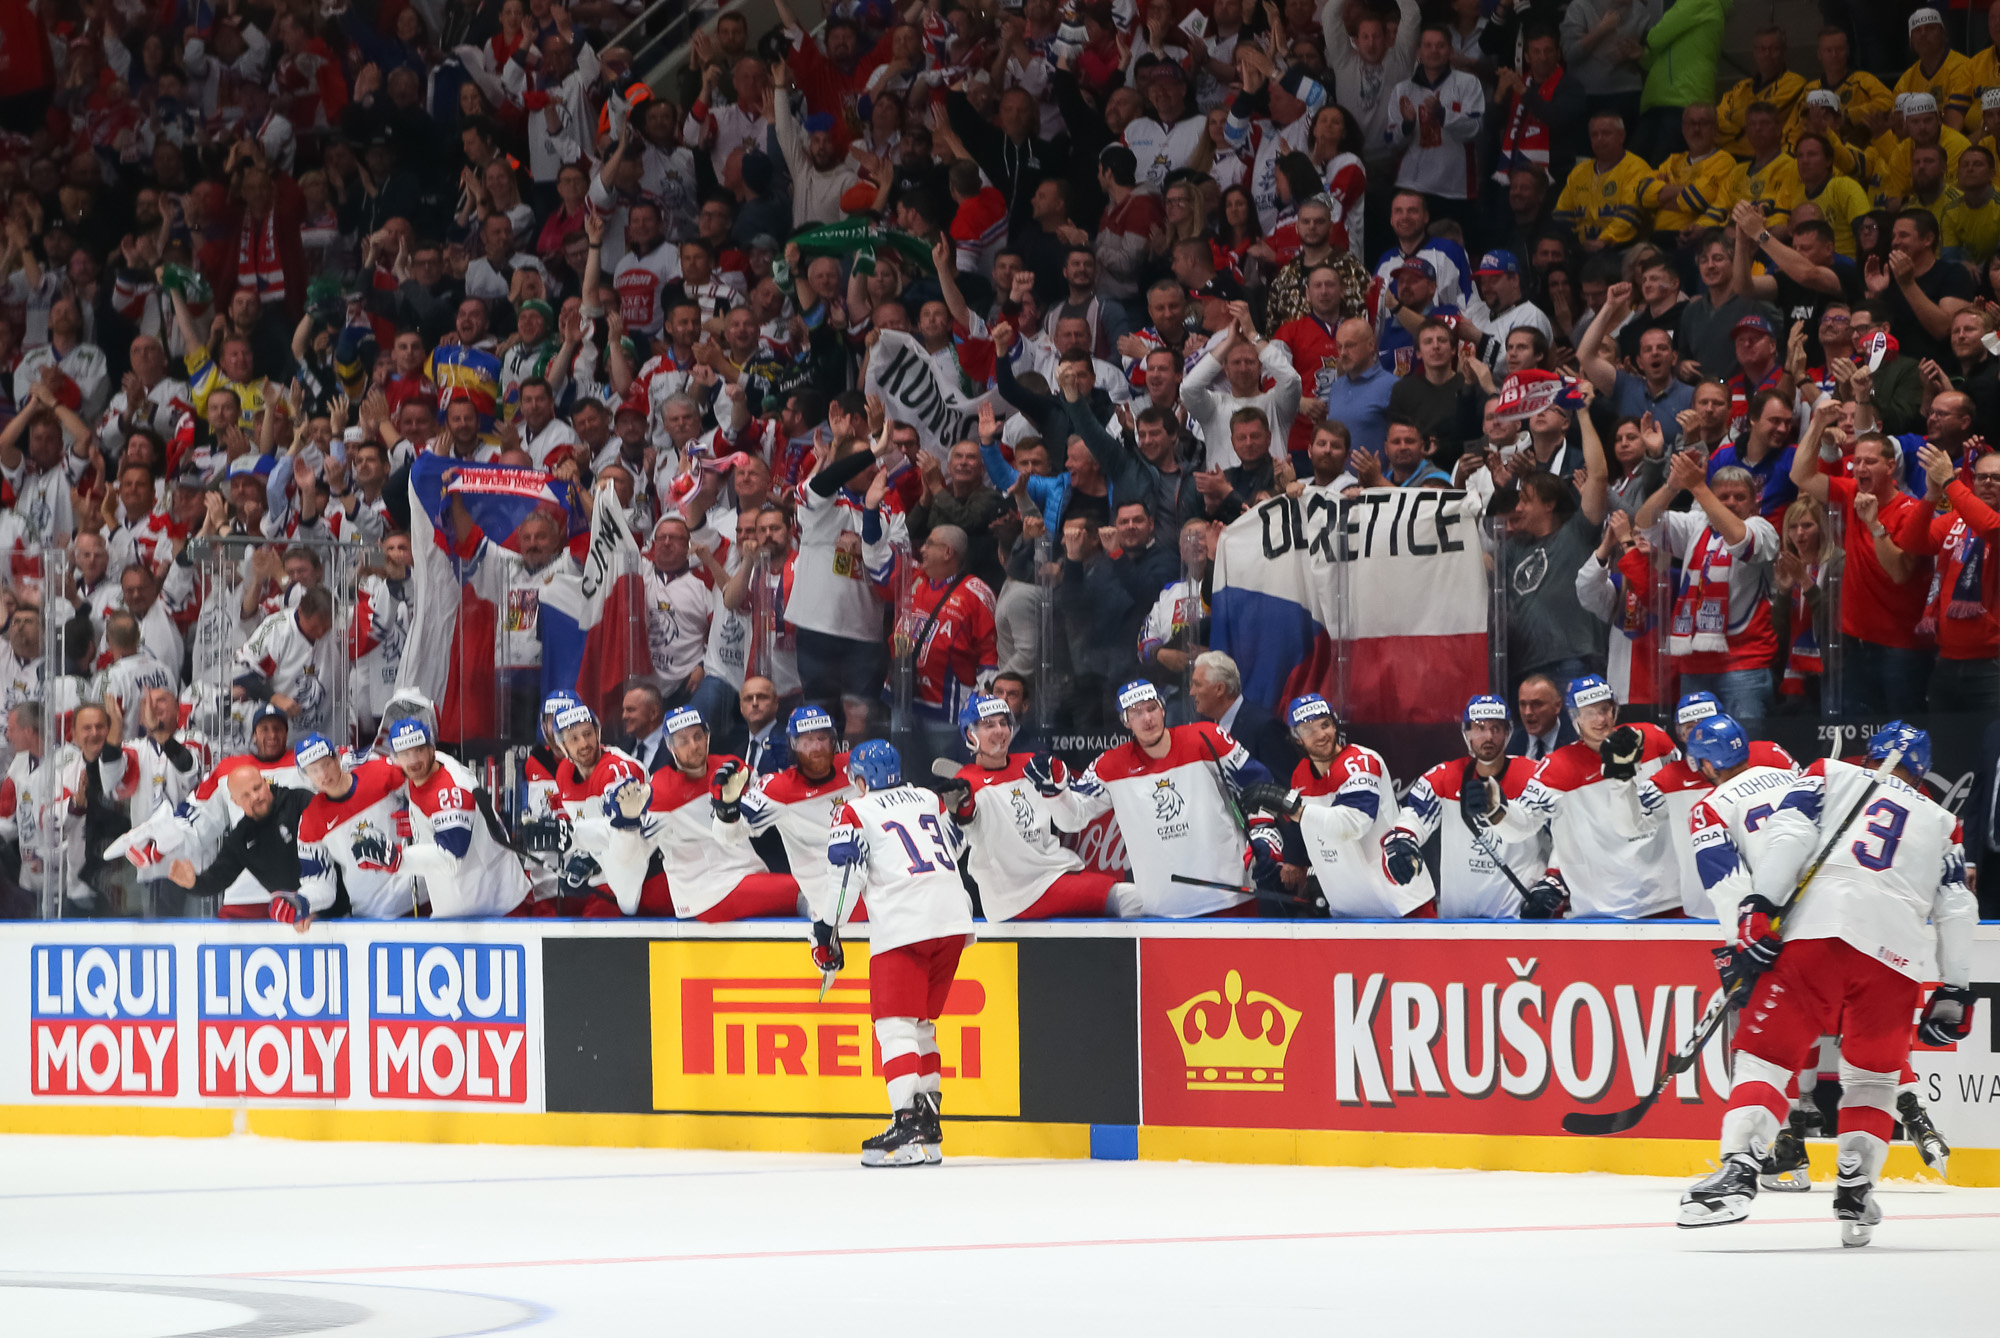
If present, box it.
[989,671,1044,755]
[1189,652,1297,783]
[622,682,673,775]
[1506,673,1576,761]
[727,675,791,777]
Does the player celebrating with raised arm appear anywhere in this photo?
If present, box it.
[1649,691,1798,915]
[1388,694,1546,918]
[1069,680,1282,917]
[548,699,662,916]
[388,716,531,918]
[295,734,420,919]
[645,706,801,921]
[1484,675,1680,918]
[940,694,1142,920]
[717,705,856,921]
[816,740,975,1169]
[1247,694,1434,918]
[1677,722,1977,1245]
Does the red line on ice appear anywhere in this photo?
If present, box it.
[228,1212,2000,1278]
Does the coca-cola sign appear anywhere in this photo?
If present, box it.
[1141,936,1734,1137]
[1061,811,1131,877]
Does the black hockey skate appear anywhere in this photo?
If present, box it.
[1896,1091,1950,1178]
[861,1108,928,1168]
[1833,1176,1882,1247]
[914,1091,943,1165]
[1760,1111,1815,1192]
[1677,1153,1761,1228]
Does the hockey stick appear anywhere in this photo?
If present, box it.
[1171,872,1327,911]
[819,860,855,1003]
[1561,744,1906,1137]
[931,757,968,781]
[1460,760,1535,901]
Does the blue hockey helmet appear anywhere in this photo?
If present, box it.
[847,738,903,790]
[1565,675,1615,714]
[786,704,836,740]
[1867,720,1931,778]
[664,705,705,736]
[1683,715,1749,772]
[1116,679,1162,715]
[387,716,433,754]
[293,733,335,769]
[959,693,1014,744]
[1675,691,1720,733]
[552,701,597,735]
[1461,693,1509,727]
[541,689,580,721]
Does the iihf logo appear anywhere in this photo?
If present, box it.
[1152,778,1184,821]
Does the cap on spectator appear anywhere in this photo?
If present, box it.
[665,705,705,735]
[1392,256,1437,283]
[1473,250,1519,277]
[747,233,782,253]
[785,705,835,740]
[1903,92,1939,116]
[1805,90,1840,112]
[251,703,289,729]
[1286,693,1334,730]
[1986,88,2000,113]
[294,734,335,768]
[839,181,881,214]
[388,717,434,752]
[1909,7,1943,30]
[1277,67,1327,111]
[1731,313,1776,341]
[1116,680,1162,712]
[1675,691,1720,728]
[804,112,836,135]
[1461,693,1509,725]
[1140,55,1188,84]
[553,702,597,733]
[228,454,276,478]
[518,298,553,322]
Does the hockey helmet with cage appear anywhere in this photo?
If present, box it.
[1675,691,1721,732]
[1867,720,1931,779]
[1683,715,1749,772]
[847,738,903,790]
[786,704,837,740]
[959,693,1014,747]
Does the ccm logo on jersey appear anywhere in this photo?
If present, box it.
[370,944,526,1103]
[31,945,177,1096]
[199,945,349,1099]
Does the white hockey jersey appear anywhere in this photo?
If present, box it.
[1395,755,1546,918]
[1686,761,1807,923]
[1291,743,1432,918]
[401,753,529,917]
[1071,722,1262,917]
[952,754,1091,922]
[92,652,179,741]
[645,755,773,918]
[727,755,855,916]
[297,757,416,918]
[0,749,87,902]
[1491,724,1680,918]
[234,607,331,732]
[1746,759,1977,986]
[826,785,976,956]
[98,731,208,880]
[1651,740,1799,915]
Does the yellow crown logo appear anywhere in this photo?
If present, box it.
[1166,969,1301,1092]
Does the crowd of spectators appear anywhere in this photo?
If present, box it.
[3,0,2000,916]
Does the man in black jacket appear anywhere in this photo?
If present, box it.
[946,83,1069,245]
[166,767,328,929]
[1062,397,1201,543]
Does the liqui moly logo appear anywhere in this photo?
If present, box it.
[31,945,178,1096]
[199,945,350,1098]
[370,944,527,1103]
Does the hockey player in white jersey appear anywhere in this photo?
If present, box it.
[1484,675,1680,918]
[1677,722,1977,1246]
[1246,694,1432,918]
[940,695,1141,920]
[388,717,530,917]
[1069,680,1282,917]
[295,733,420,919]
[641,705,800,921]
[1388,694,1546,918]
[1648,691,1797,914]
[815,740,975,1168]
[718,705,855,921]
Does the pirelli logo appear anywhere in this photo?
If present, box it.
[648,941,1020,1117]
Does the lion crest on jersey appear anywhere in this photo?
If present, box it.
[1006,784,1037,836]
[1153,777,1184,821]
[350,822,403,873]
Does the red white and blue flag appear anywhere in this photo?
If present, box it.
[539,485,654,722]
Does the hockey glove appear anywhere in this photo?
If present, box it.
[1238,783,1302,821]
[712,759,750,822]
[393,806,413,840]
[267,890,310,924]
[559,851,601,892]
[1599,725,1644,781]
[1918,984,1977,1047]
[1716,894,1784,992]
[811,920,844,974]
[1460,769,1499,827]
[1023,752,1069,797]
[128,839,163,868]
[1247,815,1284,872]
[606,776,651,830]
[1383,831,1424,886]
[520,816,569,852]
[1519,872,1570,920]
[935,777,975,822]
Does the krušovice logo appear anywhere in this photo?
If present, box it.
[199,944,349,1098]
[1167,968,1301,1092]
[32,944,177,1096]
[370,944,527,1103]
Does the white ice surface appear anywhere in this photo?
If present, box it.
[2,1134,1997,1336]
